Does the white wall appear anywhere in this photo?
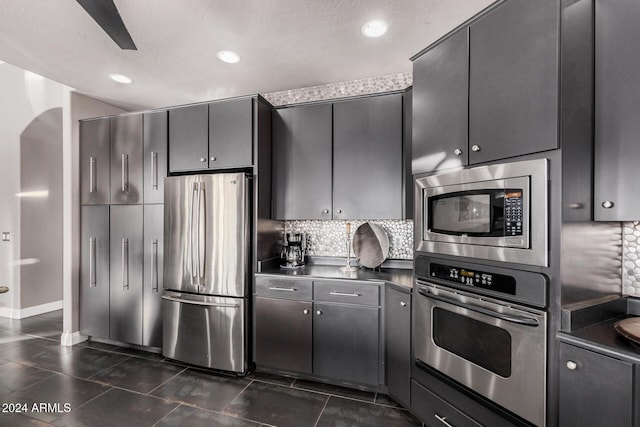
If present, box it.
[0,63,65,317]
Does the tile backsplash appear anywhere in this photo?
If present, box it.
[623,222,640,295]
[284,220,413,260]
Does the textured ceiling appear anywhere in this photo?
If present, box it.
[0,0,496,110]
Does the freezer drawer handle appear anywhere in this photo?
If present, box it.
[268,287,296,292]
[417,288,539,327]
[329,291,360,297]
[161,295,239,308]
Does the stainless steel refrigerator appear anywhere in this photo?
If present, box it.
[162,172,250,373]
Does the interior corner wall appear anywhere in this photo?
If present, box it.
[62,91,125,338]
[0,63,65,318]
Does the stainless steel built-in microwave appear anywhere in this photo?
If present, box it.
[415,159,548,267]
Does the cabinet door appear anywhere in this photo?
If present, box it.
[403,89,413,219]
[272,104,333,219]
[559,343,633,427]
[254,297,312,374]
[333,94,403,219]
[412,29,469,173]
[594,0,640,220]
[313,302,379,385]
[469,0,559,163]
[109,205,143,345]
[110,114,143,204]
[143,204,163,348]
[143,111,167,204]
[209,98,253,169]
[385,287,411,408]
[168,104,208,172]
[80,118,110,205]
[79,206,110,338]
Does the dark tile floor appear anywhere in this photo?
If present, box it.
[0,311,422,427]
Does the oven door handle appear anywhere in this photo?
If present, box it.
[417,288,540,327]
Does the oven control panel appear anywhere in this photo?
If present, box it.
[430,263,516,295]
[504,190,523,236]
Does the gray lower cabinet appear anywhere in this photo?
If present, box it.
[209,97,253,169]
[559,342,634,427]
[168,104,209,173]
[80,118,110,205]
[412,28,469,174]
[385,287,411,408]
[254,297,313,374]
[272,103,333,220]
[110,114,143,204]
[313,302,380,386]
[333,94,403,220]
[109,205,144,345]
[594,0,640,220]
[143,111,167,204]
[79,206,110,338]
[468,0,559,163]
[143,204,163,348]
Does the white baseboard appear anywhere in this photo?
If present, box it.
[0,300,63,319]
[61,331,88,347]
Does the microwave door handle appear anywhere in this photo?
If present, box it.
[417,288,539,327]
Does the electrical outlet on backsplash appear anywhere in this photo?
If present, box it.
[283,220,413,260]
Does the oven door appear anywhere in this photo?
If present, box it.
[414,282,546,427]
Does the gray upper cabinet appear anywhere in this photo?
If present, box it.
[79,205,110,339]
[468,0,559,163]
[385,286,411,408]
[272,104,333,220]
[412,29,469,174]
[143,111,167,204]
[559,342,634,427]
[109,205,144,345]
[168,104,209,173]
[402,89,413,219]
[333,94,403,220]
[594,0,640,220]
[110,114,143,204]
[143,204,163,348]
[209,98,253,169]
[80,118,110,205]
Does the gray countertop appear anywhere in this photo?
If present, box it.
[257,264,414,291]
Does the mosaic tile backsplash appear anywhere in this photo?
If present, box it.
[623,222,640,295]
[263,72,412,107]
[284,220,413,260]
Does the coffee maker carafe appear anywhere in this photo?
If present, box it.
[280,233,306,268]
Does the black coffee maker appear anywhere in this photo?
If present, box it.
[280,233,306,268]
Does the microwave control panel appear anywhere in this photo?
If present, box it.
[430,263,516,295]
[504,190,523,236]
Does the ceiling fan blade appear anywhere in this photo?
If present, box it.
[76,0,137,50]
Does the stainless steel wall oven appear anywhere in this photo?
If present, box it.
[415,159,548,267]
[414,256,548,427]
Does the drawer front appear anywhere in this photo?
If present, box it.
[411,380,482,427]
[255,276,312,300]
[313,280,379,305]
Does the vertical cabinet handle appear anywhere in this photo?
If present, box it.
[121,154,129,192]
[151,239,159,292]
[89,157,97,193]
[89,237,97,287]
[121,238,129,291]
[151,151,158,190]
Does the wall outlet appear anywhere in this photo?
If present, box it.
[2,232,10,242]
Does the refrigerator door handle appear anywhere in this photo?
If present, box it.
[151,151,158,190]
[89,157,97,193]
[151,239,159,292]
[198,182,206,281]
[121,238,129,290]
[89,237,97,287]
[190,182,198,284]
[121,154,129,192]
[161,295,239,308]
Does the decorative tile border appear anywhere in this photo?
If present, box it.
[262,72,412,107]
[284,220,413,260]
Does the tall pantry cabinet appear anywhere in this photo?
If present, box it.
[79,111,166,348]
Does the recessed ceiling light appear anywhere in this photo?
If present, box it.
[109,73,132,84]
[217,50,241,64]
[362,20,389,38]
